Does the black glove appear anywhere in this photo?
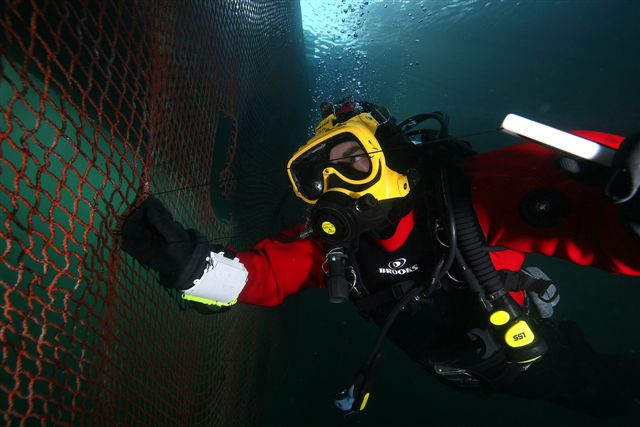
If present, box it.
[121,196,210,289]
[605,131,640,237]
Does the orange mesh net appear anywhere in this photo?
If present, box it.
[1,0,308,425]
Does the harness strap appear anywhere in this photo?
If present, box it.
[354,280,417,313]
[497,269,553,295]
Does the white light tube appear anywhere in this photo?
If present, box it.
[500,114,615,167]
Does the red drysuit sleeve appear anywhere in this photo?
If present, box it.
[463,131,640,276]
[236,227,326,306]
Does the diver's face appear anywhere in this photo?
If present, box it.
[328,140,370,174]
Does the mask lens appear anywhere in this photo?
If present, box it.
[290,155,325,201]
[290,138,335,200]
[327,138,371,180]
[290,133,372,201]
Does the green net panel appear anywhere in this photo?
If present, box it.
[1,0,309,425]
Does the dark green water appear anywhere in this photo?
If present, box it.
[260,1,640,426]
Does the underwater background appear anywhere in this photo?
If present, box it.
[260,1,640,426]
[1,0,638,425]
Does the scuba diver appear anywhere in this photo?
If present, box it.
[121,99,640,418]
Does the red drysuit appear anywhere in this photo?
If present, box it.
[237,132,640,307]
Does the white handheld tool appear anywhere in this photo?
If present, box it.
[500,114,616,167]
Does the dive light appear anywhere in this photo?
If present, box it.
[501,114,616,167]
[325,248,350,303]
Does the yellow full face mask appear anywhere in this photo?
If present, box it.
[287,112,411,205]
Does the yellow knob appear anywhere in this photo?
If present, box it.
[322,221,336,235]
[489,310,511,326]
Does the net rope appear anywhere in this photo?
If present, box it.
[1,1,308,425]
